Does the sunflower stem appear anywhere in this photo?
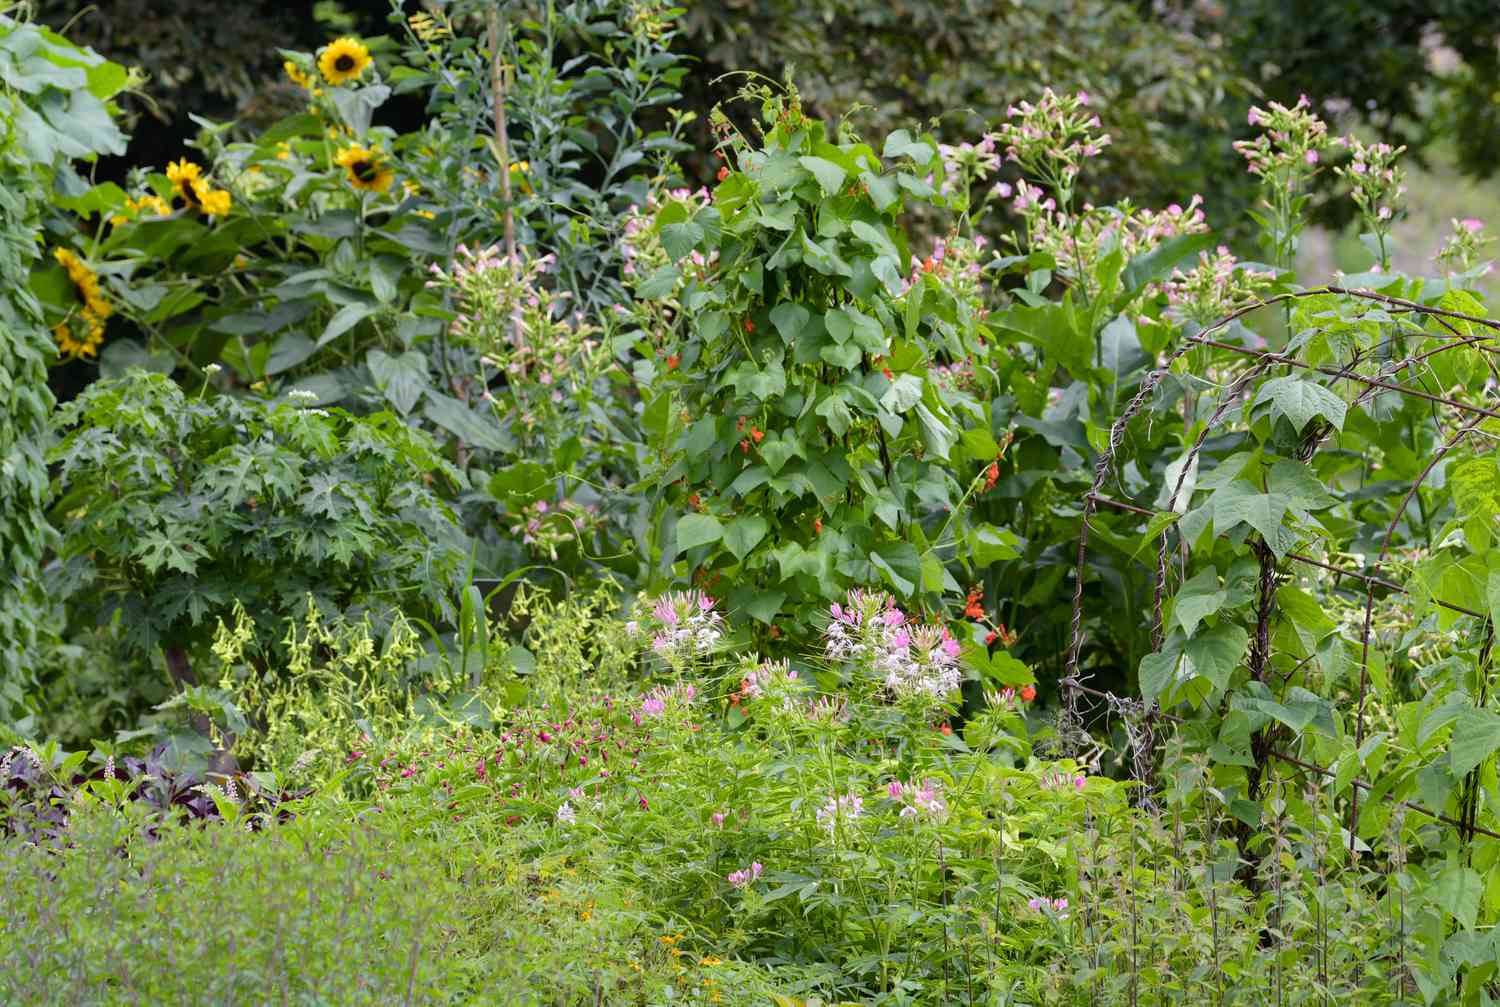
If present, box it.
[486,5,525,372]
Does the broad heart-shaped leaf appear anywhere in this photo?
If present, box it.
[1449,708,1500,778]
[1254,375,1347,433]
[1432,864,1484,929]
[1140,623,1249,701]
[425,392,510,452]
[970,524,1020,567]
[815,389,853,437]
[676,513,724,551]
[879,374,924,413]
[724,515,769,561]
[1184,623,1249,691]
[1209,481,1298,558]
[915,403,956,461]
[728,357,787,400]
[798,155,847,197]
[318,301,376,349]
[1232,683,1335,735]
[366,349,429,416]
[870,541,921,596]
[1173,568,1225,637]
[660,221,705,262]
[769,302,810,344]
[1139,636,1185,702]
[820,341,862,370]
[882,128,935,165]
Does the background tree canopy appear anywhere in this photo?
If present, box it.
[40,0,1500,232]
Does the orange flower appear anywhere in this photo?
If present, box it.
[716,165,729,182]
[742,319,754,333]
[666,353,680,370]
[985,462,1000,491]
[750,427,764,443]
[814,517,823,534]
[1020,685,1037,702]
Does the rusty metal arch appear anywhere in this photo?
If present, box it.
[1059,286,1500,844]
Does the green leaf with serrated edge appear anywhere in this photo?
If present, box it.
[1254,376,1347,433]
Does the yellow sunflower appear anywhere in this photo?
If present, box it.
[318,38,371,86]
[283,59,314,90]
[335,145,394,193]
[166,158,203,202]
[194,181,232,217]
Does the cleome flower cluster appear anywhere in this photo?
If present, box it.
[824,589,961,702]
[628,590,725,670]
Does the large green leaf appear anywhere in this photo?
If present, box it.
[1254,376,1347,433]
[1173,568,1225,637]
[676,513,725,551]
[724,515,769,561]
[1450,707,1500,778]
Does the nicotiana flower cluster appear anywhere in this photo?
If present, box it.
[1159,246,1275,327]
[1436,217,1493,277]
[995,88,1108,199]
[1233,96,1330,187]
[823,590,962,702]
[507,498,602,561]
[1015,195,1211,292]
[629,591,725,671]
[1333,137,1406,224]
[932,133,1003,211]
[425,245,604,421]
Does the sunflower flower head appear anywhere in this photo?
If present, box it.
[165,159,232,217]
[52,248,111,359]
[166,158,202,200]
[335,144,394,193]
[319,38,371,86]
[283,59,314,90]
[194,181,232,217]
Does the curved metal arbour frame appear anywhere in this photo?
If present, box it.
[1059,286,1500,846]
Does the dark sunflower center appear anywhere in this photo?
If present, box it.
[179,182,199,206]
[334,54,355,72]
[352,159,378,182]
